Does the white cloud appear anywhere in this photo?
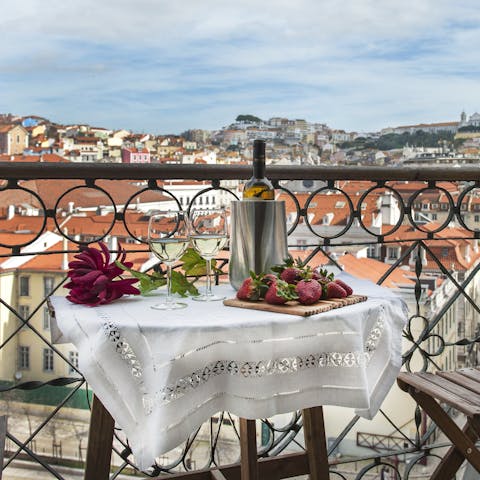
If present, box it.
[1,0,479,132]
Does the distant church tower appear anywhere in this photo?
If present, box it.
[460,110,467,126]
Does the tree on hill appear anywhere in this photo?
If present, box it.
[458,125,480,132]
[235,114,263,124]
[339,130,455,151]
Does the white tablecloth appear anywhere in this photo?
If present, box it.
[50,272,408,470]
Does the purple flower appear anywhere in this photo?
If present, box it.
[65,242,140,306]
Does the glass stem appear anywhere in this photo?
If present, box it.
[166,264,173,305]
[205,258,212,297]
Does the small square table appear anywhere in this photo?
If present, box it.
[49,272,408,480]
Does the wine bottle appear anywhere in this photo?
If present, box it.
[243,139,275,200]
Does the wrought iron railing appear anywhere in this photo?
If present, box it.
[0,162,479,479]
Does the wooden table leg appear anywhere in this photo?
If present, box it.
[302,406,330,480]
[0,416,6,480]
[240,418,258,480]
[210,470,228,479]
[84,395,115,480]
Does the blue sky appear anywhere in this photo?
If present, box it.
[1,0,479,134]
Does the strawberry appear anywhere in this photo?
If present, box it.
[334,279,353,296]
[280,267,302,285]
[262,273,278,285]
[236,271,264,301]
[325,281,347,299]
[264,279,298,305]
[313,266,334,284]
[296,279,322,305]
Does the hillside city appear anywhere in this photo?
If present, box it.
[0,111,479,478]
[1,110,480,166]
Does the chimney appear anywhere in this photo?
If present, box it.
[62,231,69,271]
[109,236,118,262]
[7,204,15,220]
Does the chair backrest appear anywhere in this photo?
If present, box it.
[0,415,6,480]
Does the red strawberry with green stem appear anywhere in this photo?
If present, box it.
[237,271,265,301]
[264,279,298,305]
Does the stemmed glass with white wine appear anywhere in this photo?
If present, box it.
[148,210,190,310]
[189,208,228,301]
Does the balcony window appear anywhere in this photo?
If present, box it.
[19,276,30,296]
[18,346,30,370]
[43,348,54,372]
[43,307,50,330]
[43,276,55,297]
[68,351,79,374]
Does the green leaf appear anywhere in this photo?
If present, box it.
[115,260,167,296]
[180,248,204,271]
[170,270,199,297]
[180,247,221,276]
[139,276,167,295]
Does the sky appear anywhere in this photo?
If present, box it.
[1,0,479,134]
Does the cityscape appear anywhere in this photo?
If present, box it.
[1,110,480,167]
[0,110,479,479]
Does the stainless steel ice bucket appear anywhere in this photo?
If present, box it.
[229,200,289,290]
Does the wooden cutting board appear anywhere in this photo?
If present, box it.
[223,294,368,317]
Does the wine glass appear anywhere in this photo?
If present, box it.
[148,210,190,310]
[189,208,228,301]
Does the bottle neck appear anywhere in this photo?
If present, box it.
[253,157,266,178]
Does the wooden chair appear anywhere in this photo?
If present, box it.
[0,415,7,480]
[85,395,331,480]
[397,368,480,479]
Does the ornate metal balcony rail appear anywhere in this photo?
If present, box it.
[0,162,479,479]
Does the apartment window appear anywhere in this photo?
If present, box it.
[18,346,30,370]
[431,213,437,221]
[297,239,307,251]
[43,307,50,330]
[19,276,30,296]
[440,203,449,211]
[43,276,55,296]
[68,351,79,374]
[43,348,54,372]
[387,247,399,260]
[475,215,480,223]
[19,305,30,321]
[441,247,449,258]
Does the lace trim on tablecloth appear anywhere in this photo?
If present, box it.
[142,308,385,413]
[101,315,143,382]
[99,305,385,415]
